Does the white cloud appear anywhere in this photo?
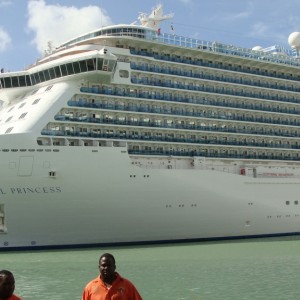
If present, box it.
[27,0,112,55]
[0,27,11,52]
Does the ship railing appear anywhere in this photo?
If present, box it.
[42,131,299,160]
[79,86,300,114]
[127,149,298,161]
[81,81,300,106]
[57,27,299,67]
[130,50,299,82]
[130,63,300,93]
[69,97,300,129]
[61,103,300,131]
[42,126,300,150]
[155,33,300,67]
[129,76,300,104]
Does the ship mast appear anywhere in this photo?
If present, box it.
[138,4,173,30]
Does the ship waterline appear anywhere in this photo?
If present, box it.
[1,4,300,250]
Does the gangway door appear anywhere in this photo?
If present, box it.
[18,156,34,176]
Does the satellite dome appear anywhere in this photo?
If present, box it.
[288,32,300,49]
[252,46,263,51]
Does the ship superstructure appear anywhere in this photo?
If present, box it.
[1,4,300,250]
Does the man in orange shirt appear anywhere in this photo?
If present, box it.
[82,253,142,300]
[0,270,21,300]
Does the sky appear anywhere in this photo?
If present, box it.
[1,0,300,72]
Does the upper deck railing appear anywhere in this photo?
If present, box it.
[57,25,300,67]
[156,32,300,67]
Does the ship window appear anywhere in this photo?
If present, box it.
[54,66,61,78]
[295,201,299,205]
[119,130,126,136]
[12,76,20,87]
[49,68,55,79]
[66,63,75,75]
[95,30,101,37]
[5,116,12,122]
[119,70,129,78]
[87,59,96,71]
[36,71,44,83]
[98,59,105,70]
[61,64,67,76]
[45,85,53,91]
[18,103,25,109]
[5,127,13,134]
[73,62,80,74]
[19,112,27,119]
[32,98,40,105]
[108,60,116,71]
[25,75,31,86]
[43,69,50,81]
[33,72,41,84]
[7,106,14,112]
[3,77,12,88]
[79,60,88,72]
[18,75,27,87]
[286,201,290,205]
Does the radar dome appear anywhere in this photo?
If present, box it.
[252,46,263,51]
[288,32,300,49]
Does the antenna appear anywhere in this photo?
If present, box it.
[44,41,54,56]
[99,0,103,28]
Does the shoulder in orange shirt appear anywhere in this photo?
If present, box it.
[82,273,142,300]
[7,294,22,300]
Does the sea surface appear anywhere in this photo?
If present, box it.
[1,238,300,300]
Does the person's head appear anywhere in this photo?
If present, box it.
[0,270,15,300]
[98,253,116,283]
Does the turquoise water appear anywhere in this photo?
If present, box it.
[1,238,300,299]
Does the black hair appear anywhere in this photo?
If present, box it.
[0,270,13,277]
[99,253,115,264]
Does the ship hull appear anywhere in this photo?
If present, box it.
[1,145,300,250]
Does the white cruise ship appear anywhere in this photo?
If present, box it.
[1,4,300,250]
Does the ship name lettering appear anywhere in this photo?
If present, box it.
[9,186,62,194]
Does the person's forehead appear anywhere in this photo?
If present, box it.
[0,274,14,282]
[0,274,7,280]
[100,256,114,264]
